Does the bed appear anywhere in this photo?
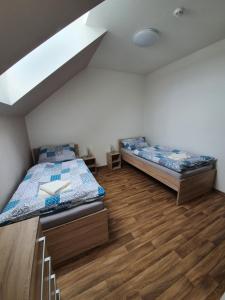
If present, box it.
[0,144,109,267]
[119,137,216,205]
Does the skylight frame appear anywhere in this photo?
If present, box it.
[0,12,105,106]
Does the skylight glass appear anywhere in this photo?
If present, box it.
[0,12,105,106]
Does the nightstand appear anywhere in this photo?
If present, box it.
[82,156,97,174]
[107,152,121,170]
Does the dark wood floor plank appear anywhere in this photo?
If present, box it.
[156,277,193,300]
[182,276,218,300]
[56,164,225,300]
[206,278,225,300]
[60,240,155,298]
[186,239,225,285]
[105,251,181,300]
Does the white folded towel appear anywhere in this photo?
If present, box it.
[37,189,51,201]
[40,180,71,196]
[168,153,190,161]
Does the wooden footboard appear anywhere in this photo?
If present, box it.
[177,169,216,205]
[120,140,216,206]
[43,209,109,268]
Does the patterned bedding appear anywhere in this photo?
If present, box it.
[121,137,149,151]
[0,159,105,225]
[38,144,76,163]
[132,145,216,173]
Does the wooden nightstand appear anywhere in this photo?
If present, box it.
[107,152,121,170]
[82,156,97,174]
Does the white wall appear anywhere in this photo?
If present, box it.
[0,115,31,210]
[143,38,225,192]
[26,39,225,192]
[26,67,144,165]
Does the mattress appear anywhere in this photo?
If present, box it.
[40,200,104,230]
[132,145,216,173]
[0,159,105,226]
[121,149,214,179]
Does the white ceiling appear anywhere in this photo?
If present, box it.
[87,0,225,74]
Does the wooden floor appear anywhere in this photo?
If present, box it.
[56,164,225,300]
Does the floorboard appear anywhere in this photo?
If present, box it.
[56,164,225,300]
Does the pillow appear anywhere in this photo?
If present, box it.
[135,141,149,149]
[121,137,149,151]
[38,144,76,163]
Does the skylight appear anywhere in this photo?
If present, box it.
[0,12,105,106]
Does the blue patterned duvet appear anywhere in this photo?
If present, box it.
[0,159,105,225]
[132,145,215,173]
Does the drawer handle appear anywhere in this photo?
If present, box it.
[38,236,46,300]
[56,289,61,300]
[51,274,56,300]
[45,256,52,300]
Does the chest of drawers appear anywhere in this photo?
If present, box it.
[0,217,60,300]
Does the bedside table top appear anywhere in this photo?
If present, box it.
[81,155,95,160]
[107,152,120,156]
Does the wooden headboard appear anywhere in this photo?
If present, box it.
[118,137,146,152]
[32,144,79,164]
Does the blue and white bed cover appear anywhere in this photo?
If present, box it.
[132,145,215,173]
[0,159,105,225]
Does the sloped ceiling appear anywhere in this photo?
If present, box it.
[0,0,104,74]
[0,35,105,116]
[88,0,225,74]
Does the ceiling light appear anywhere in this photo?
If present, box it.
[133,28,159,47]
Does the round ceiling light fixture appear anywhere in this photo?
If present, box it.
[133,28,159,47]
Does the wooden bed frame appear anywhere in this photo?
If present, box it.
[43,209,109,268]
[32,143,109,268]
[119,138,216,205]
